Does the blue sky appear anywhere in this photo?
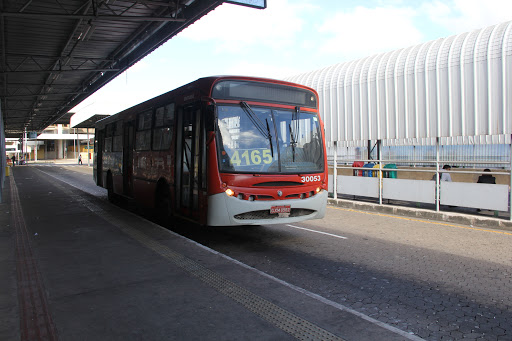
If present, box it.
[71,0,512,123]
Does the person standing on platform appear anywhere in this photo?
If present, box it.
[441,164,452,182]
[11,155,15,167]
[78,154,83,165]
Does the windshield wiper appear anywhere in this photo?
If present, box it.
[288,106,301,162]
[288,124,296,162]
[240,101,273,156]
[293,106,300,143]
[266,119,274,158]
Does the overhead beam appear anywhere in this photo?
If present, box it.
[0,12,187,22]
[1,68,120,75]
[7,53,117,63]
[4,92,86,98]
[6,106,72,111]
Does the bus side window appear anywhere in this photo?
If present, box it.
[104,123,113,152]
[112,121,123,152]
[153,103,174,150]
[136,110,153,151]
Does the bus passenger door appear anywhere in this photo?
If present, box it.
[123,121,135,196]
[95,129,104,186]
[175,105,205,223]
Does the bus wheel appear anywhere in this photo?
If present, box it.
[155,182,172,226]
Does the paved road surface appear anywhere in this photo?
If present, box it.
[19,164,512,340]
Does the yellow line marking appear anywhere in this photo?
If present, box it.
[328,206,512,236]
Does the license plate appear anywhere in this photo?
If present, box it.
[270,205,291,214]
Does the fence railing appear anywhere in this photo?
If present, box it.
[328,159,512,220]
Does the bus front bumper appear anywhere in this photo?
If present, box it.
[207,190,327,226]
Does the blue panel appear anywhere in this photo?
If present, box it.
[225,0,266,9]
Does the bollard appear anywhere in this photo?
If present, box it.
[5,166,10,176]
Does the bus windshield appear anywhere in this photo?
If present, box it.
[216,104,324,174]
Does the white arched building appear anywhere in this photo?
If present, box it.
[285,21,512,218]
[286,21,512,144]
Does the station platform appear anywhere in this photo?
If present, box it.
[0,165,420,341]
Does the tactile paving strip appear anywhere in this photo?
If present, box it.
[10,175,58,341]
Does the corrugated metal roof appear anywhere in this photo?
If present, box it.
[53,112,74,125]
[286,21,512,144]
[71,114,109,128]
[1,0,222,138]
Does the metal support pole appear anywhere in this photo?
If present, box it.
[436,137,440,212]
[413,146,416,167]
[23,130,27,163]
[377,140,381,161]
[74,128,77,160]
[378,140,382,205]
[87,128,90,166]
[333,142,337,200]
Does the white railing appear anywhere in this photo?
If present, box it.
[328,159,511,220]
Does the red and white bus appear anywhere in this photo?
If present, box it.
[94,76,328,226]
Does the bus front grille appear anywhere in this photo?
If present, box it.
[234,208,315,220]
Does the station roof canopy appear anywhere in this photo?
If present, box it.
[71,114,110,128]
[53,112,75,125]
[0,0,225,138]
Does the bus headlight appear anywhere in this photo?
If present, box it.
[225,188,235,197]
[315,187,322,194]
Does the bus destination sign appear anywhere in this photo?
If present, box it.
[225,0,266,9]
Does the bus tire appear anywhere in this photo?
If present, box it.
[155,180,172,226]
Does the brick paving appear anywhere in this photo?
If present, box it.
[298,208,512,340]
[187,206,512,340]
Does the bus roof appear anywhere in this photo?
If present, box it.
[95,76,318,129]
